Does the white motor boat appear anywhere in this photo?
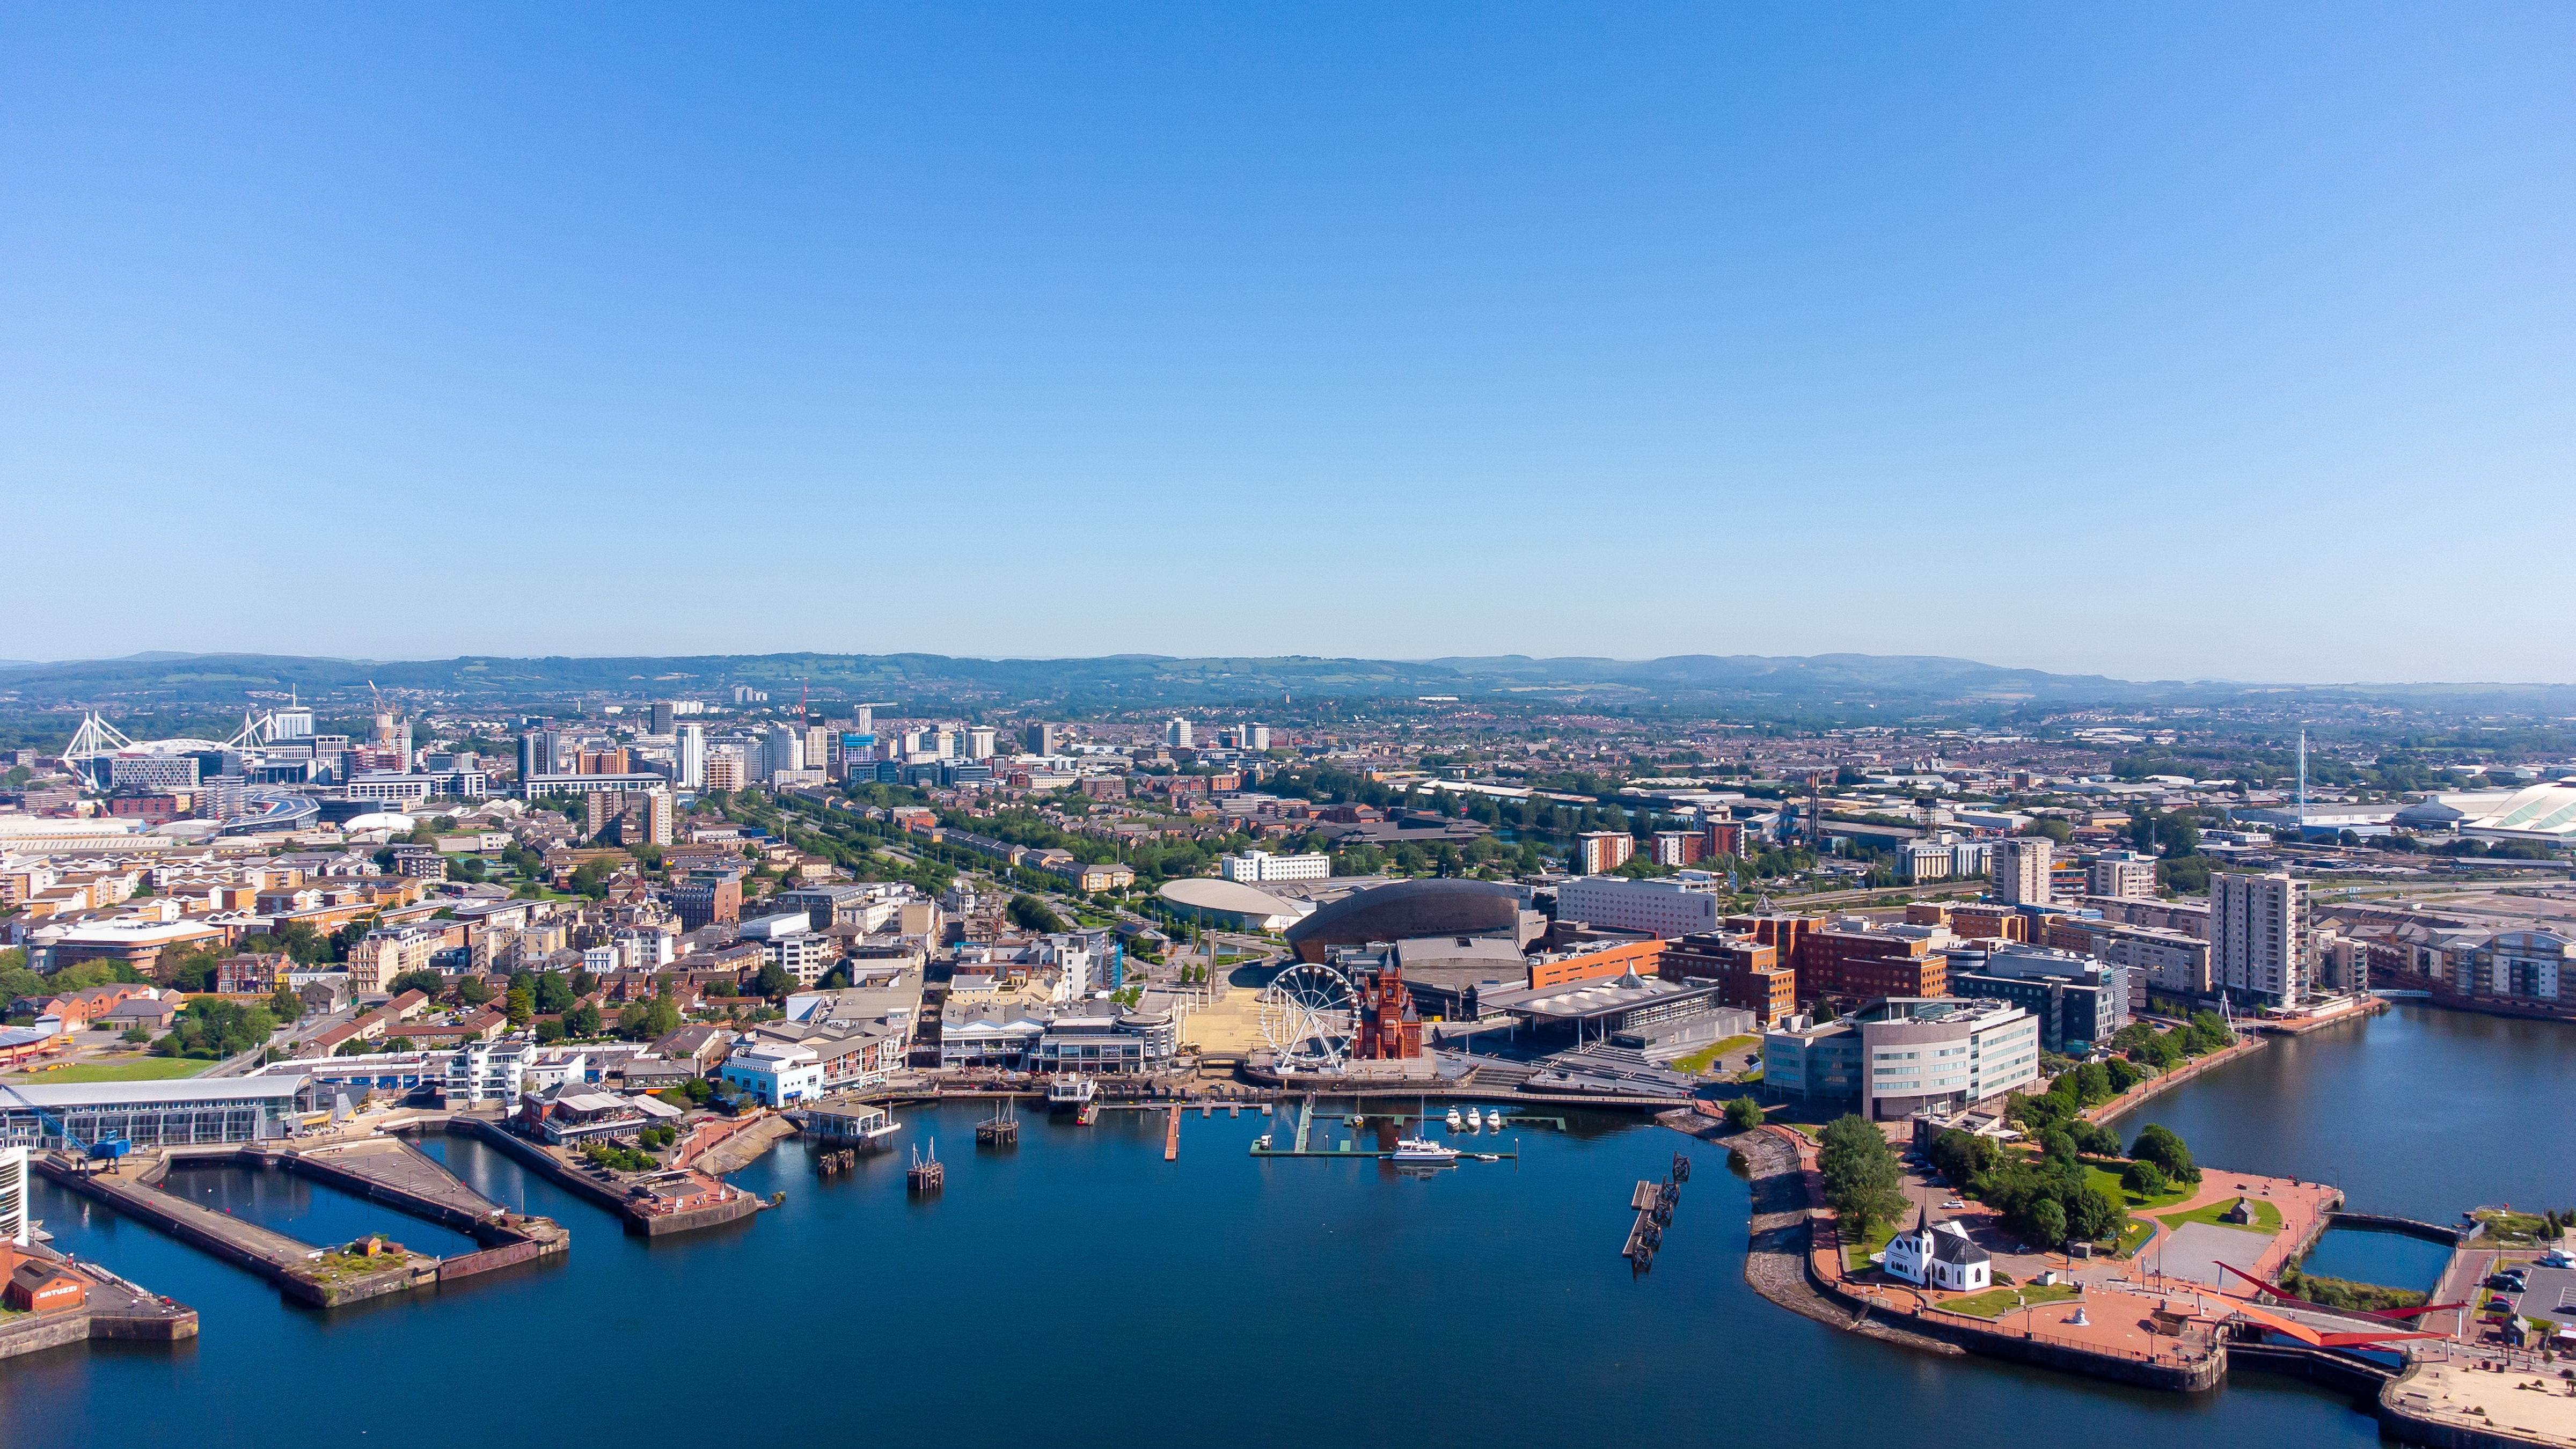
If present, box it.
[1391,1136,1459,1165]
[1446,1106,1463,1130]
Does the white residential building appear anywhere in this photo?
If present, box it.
[677,723,705,789]
[1163,718,1193,749]
[1218,850,1331,884]
[1556,875,1722,939]
[2210,871,2309,1005]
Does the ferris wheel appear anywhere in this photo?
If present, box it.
[1260,962,1355,1071]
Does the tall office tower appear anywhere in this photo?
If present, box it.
[677,723,706,789]
[650,701,676,735]
[854,705,875,736]
[1992,836,2054,905]
[803,725,832,771]
[1245,722,1271,751]
[2211,871,2309,1005]
[967,727,997,759]
[1164,717,1193,749]
[1025,721,1060,755]
[933,728,963,760]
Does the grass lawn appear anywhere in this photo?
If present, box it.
[2158,1196,2284,1236]
[2083,1164,2195,1212]
[2471,1209,2553,1245]
[1842,1216,1902,1272]
[1940,1283,2082,1319]
[6,1057,210,1084]
[1667,1035,1761,1076]
[2111,1215,2158,1257]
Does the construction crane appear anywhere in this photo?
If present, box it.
[0,1082,131,1168]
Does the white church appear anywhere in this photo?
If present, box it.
[1883,1206,1993,1292]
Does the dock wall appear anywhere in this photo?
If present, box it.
[2328,1212,2469,1247]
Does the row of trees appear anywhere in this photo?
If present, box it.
[1926,1120,2199,1249]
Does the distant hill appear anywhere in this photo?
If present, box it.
[2,650,2568,716]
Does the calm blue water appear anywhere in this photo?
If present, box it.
[2107,1004,2576,1224]
[157,1162,482,1258]
[3,1102,2380,1448]
[2298,1229,2455,1294]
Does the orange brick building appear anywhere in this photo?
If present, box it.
[1950,904,2028,942]
[1528,936,1665,991]
[1792,929,1947,1004]
[1660,932,1797,1026]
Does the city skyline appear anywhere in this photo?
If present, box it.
[6,5,2572,677]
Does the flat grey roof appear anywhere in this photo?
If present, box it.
[2,1075,309,1107]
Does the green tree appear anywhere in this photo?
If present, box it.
[1008,895,1066,934]
[1723,1096,1764,1132]
[2022,818,2074,845]
[2028,1197,2068,1248]
[455,975,495,1007]
[267,985,307,1020]
[535,970,575,1014]
[1818,1115,1908,1242]
[2121,1160,2168,1198]
[2129,1123,2200,1183]
[2070,1120,2121,1156]
[504,985,535,1028]
[565,1001,604,1037]
[2065,1183,2125,1243]
[387,969,445,999]
[752,962,794,1000]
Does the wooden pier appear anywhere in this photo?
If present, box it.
[1165,1105,1181,1161]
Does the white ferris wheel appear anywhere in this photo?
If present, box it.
[1259,962,1355,1072]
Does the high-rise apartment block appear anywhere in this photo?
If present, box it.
[677,723,705,789]
[1163,718,1193,749]
[1576,831,1634,874]
[1025,721,1062,755]
[2210,870,2309,1005]
[1992,836,2054,905]
[704,748,746,794]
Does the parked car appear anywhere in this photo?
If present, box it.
[2486,1274,2525,1291]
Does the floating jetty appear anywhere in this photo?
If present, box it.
[1247,1096,1517,1162]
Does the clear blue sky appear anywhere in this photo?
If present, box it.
[4,4,2570,682]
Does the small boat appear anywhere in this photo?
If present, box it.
[1446,1107,1463,1130]
[1391,1136,1458,1165]
[1472,1108,1489,1132]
